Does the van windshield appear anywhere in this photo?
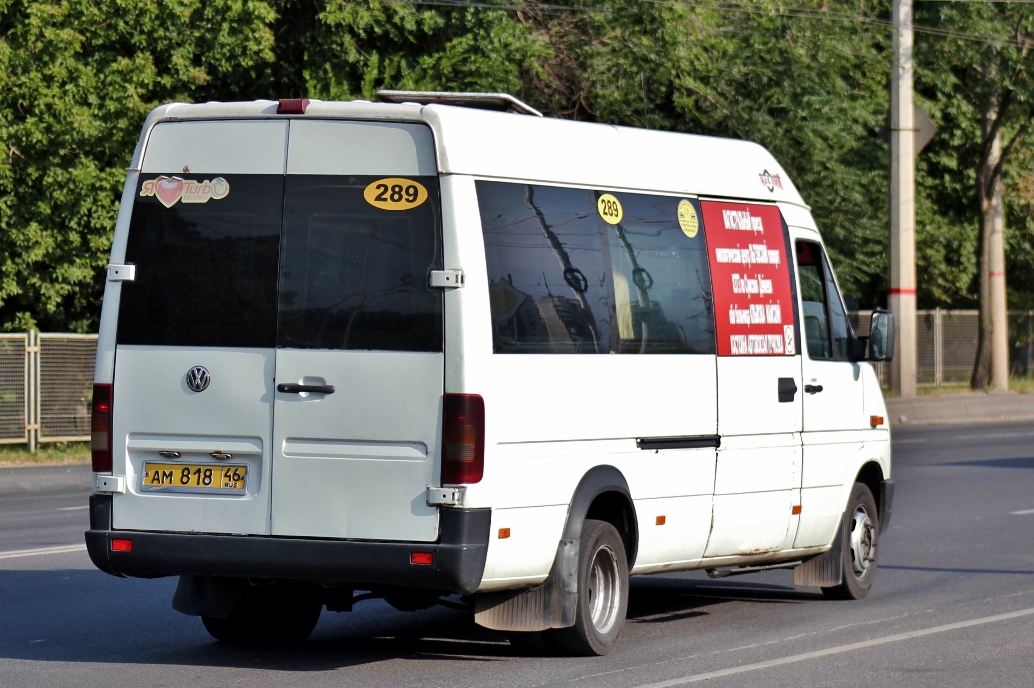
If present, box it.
[117,174,443,352]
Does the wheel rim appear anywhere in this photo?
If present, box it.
[586,544,621,634]
[849,505,876,578]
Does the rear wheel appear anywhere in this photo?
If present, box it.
[202,583,322,644]
[822,482,879,600]
[553,519,629,656]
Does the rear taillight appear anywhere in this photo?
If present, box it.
[441,394,484,484]
[91,384,113,473]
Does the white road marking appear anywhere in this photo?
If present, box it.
[1010,509,1034,516]
[891,439,926,444]
[631,607,1034,688]
[0,544,87,560]
[56,506,88,512]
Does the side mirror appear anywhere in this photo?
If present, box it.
[867,310,895,362]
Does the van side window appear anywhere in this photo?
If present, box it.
[604,195,714,354]
[117,175,283,348]
[478,182,717,354]
[823,252,852,359]
[795,241,831,360]
[795,241,852,361]
[277,176,443,352]
[479,181,611,353]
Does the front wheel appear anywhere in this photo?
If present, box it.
[822,482,879,600]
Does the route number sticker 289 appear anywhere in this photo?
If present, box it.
[597,193,624,225]
[363,178,428,210]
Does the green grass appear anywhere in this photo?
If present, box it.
[0,441,89,466]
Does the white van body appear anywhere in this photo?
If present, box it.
[86,97,893,650]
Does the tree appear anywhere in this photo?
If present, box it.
[0,0,276,332]
[915,3,1034,390]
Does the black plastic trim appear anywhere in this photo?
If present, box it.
[89,494,113,531]
[637,435,720,451]
[879,479,895,533]
[84,507,491,595]
[777,377,798,403]
[561,465,638,567]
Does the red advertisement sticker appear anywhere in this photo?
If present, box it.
[701,201,796,356]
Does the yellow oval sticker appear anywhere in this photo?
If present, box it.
[363,178,428,211]
[678,200,699,238]
[597,193,623,225]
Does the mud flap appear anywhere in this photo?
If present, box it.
[474,538,578,631]
[793,513,845,588]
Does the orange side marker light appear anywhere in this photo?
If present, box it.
[656,515,666,526]
[870,415,885,428]
[498,528,511,539]
[792,505,802,515]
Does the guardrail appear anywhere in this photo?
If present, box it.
[0,332,96,451]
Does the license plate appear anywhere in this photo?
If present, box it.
[141,462,248,495]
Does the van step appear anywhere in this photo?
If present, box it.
[705,561,803,579]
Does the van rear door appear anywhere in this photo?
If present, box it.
[269,121,444,542]
[111,120,287,535]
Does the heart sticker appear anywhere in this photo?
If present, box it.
[154,177,184,208]
[140,176,230,207]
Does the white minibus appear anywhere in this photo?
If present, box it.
[86,91,895,656]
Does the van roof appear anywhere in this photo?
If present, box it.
[130,99,807,207]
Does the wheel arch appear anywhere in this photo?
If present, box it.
[562,465,638,568]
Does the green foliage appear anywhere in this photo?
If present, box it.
[4,0,1034,331]
[0,0,275,332]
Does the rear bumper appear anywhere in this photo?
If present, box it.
[85,495,491,595]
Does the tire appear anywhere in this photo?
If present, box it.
[202,583,322,644]
[552,519,630,656]
[822,482,879,601]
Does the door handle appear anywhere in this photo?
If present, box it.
[804,384,824,394]
[277,383,335,395]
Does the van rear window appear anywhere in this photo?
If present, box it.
[116,174,443,352]
[117,175,283,348]
[276,176,443,352]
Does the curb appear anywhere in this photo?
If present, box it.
[886,393,1034,425]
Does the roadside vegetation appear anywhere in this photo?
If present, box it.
[2,1,1034,386]
[0,442,89,466]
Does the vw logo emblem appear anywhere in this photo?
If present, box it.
[185,366,210,393]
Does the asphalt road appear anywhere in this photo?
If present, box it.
[2,422,1034,687]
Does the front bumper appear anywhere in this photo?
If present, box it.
[84,495,491,595]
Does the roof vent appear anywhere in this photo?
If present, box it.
[375,90,543,117]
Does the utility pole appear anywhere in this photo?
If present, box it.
[890,0,917,397]
[988,127,1009,391]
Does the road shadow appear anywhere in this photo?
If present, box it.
[934,456,1034,470]
[0,568,819,671]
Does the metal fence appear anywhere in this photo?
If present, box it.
[851,309,1034,388]
[0,316,1032,447]
[0,331,97,450]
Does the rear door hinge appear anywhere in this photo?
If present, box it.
[426,486,466,507]
[107,263,136,282]
[429,269,464,289]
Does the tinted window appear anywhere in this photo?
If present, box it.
[823,253,852,359]
[479,182,610,353]
[604,195,714,354]
[478,181,716,355]
[117,175,283,347]
[277,176,443,351]
[796,241,831,360]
